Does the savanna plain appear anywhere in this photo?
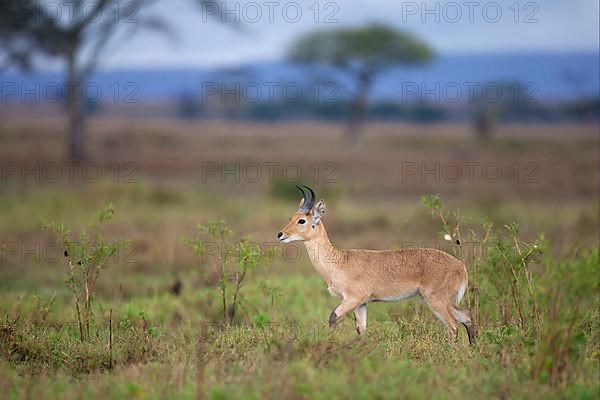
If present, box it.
[0,120,598,399]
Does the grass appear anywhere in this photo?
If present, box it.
[1,189,597,399]
[1,252,598,399]
[0,121,598,399]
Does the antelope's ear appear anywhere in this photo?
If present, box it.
[311,200,326,225]
[298,197,305,209]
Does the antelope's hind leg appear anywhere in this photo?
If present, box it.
[451,304,476,345]
[421,295,459,342]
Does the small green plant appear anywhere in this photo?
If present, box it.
[421,194,463,246]
[485,222,543,336]
[533,248,599,386]
[259,281,283,309]
[31,293,57,323]
[43,203,130,341]
[422,195,543,338]
[185,220,275,326]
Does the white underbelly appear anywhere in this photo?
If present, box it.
[371,289,419,302]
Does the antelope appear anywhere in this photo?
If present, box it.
[277,185,476,344]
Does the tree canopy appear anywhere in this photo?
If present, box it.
[289,24,433,74]
[1,0,168,75]
[0,0,169,160]
[288,24,433,147]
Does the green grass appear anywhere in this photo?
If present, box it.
[2,258,598,399]
[0,178,598,399]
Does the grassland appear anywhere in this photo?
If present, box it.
[0,120,598,399]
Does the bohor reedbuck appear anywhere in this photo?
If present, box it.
[277,185,476,344]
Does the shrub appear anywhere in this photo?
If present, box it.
[422,195,543,337]
[42,203,130,341]
[185,220,276,325]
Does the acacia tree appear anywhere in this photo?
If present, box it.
[289,24,432,147]
[0,0,167,161]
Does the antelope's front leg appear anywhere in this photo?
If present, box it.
[328,297,363,327]
[353,304,367,335]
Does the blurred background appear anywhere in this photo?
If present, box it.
[1,0,598,284]
[0,1,599,397]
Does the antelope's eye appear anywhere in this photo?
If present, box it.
[298,219,306,225]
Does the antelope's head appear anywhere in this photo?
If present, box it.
[277,185,326,243]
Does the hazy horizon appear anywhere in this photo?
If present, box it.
[12,0,598,71]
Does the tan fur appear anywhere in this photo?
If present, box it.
[278,198,476,344]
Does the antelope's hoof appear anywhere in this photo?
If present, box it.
[328,311,337,327]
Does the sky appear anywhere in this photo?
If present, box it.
[32,0,600,70]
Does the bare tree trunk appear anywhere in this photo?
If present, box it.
[346,71,371,148]
[67,48,86,162]
[473,105,498,142]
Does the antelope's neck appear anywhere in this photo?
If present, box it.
[303,223,342,284]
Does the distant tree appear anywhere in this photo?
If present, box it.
[472,106,497,141]
[471,81,536,140]
[289,24,433,147]
[561,68,597,122]
[177,93,202,120]
[0,0,168,161]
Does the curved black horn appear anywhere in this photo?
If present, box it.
[302,185,317,210]
[296,185,315,213]
[296,185,309,213]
